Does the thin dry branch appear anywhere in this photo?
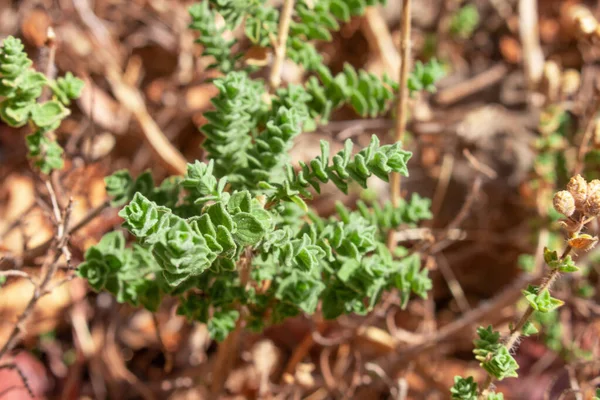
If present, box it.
[574,89,600,176]
[435,63,508,106]
[106,68,187,175]
[0,200,110,270]
[519,0,544,91]
[390,0,412,208]
[0,182,73,362]
[362,7,400,76]
[0,363,34,398]
[269,0,295,91]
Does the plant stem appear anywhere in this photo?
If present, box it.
[477,246,571,398]
[210,250,253,397]
[269,0,294,91]
[390,0,412,209]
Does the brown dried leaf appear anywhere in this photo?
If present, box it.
[500,36,522,64]
[21,9,51,48]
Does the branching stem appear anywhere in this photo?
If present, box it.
[477,246,571,398]
[0,182,73,363]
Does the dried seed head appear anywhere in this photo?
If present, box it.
[584,188,600,216]
[588,179,600,194]
[568,233,598,251]
[560,69,581,97]
[553,190,576,217]
[594,121,600,147]
[541,61,561,103]
[567,174,588,208]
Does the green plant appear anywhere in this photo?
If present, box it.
[78,0,444,342]
[451,174,599,398]
[449,4,480,40]
[0,36,83,173]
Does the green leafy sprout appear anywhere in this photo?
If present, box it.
[0,36,84,173]
[77,0,444,342]
[450,4,480,40]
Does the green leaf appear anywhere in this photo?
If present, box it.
[521,321,539,337]
[337,259,360,282]
[408,59,445,94]
[206,202,235,232]
[25,130,64,174]
[30,101,70,129]
[450,5,480,39]
[523,286,564,313]
[518,254,535,273]
[450,376,478,400]
[481,346,519,380]
[233,212,267,246]
[52,72,84,105]
[228,190,252,213]
[208,309,239,342]
[289,194,308,212]
[545,251,579,273]
[543,247,558,264]
[105,170,134,207]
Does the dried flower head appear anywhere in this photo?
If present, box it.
[568,233,598,251]
[560,69,581,97]
[584,188,600,216]
[567,174,588,208]
[588,179,600,194]
[553,190,576,217]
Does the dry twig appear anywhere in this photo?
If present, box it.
[390,0,412,208]
[0,181,73,363]
[519,0,544,92]
[269,0,295,91]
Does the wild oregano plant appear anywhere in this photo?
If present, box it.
[0,36,83,173]
[451,174,600,399]
[77,1,444,342]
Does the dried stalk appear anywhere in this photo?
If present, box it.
[269,0,295,91]
[210,250,253,397]
[390,0,412,209]
[519,0,544,91]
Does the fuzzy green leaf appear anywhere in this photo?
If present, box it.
[233,212,267,246]
[450,376,478,400]
[30,101,70,129]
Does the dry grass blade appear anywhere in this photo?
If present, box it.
[106,68,187,176]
